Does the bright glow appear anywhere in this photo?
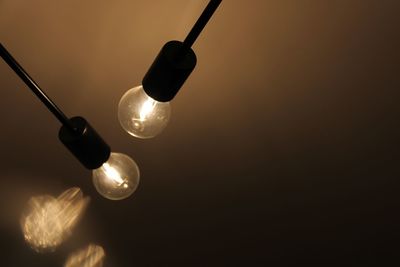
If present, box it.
[102,162,124,185]
[93,152,140,200]
[139,98,157,121]
[118,85,171,139]
[64,244,105,267]
[20,188,89,253]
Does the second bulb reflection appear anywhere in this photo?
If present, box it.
[64,244,105,267]
[92,152,140,200]
[118,85,171,139]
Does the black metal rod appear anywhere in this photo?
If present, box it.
[183,0,222,48]
[0,43,76,132]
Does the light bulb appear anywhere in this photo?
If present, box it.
[20,188,89,252]
[64,244,105,267]
[118,85,171,139]
[92,152,140,200]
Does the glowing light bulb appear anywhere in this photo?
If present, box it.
[64,244,105,267]
[92,152,140,200]
[20,188,89,253]
[118,85,171,139]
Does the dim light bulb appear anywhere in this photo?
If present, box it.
[118,85,171,139]
[92,152,140,200]
[64,244,105,267]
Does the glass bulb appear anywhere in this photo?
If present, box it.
[92,152,140,200]
[118,85,171,139]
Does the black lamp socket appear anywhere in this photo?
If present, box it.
[58,116,111,170]
[142,41,197,102]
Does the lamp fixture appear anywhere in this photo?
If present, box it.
[0,1,223,199]
[118,0,222,139]
[0,43,140,200]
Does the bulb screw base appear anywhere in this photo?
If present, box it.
[58,117,111,170]
[142,41,197,102]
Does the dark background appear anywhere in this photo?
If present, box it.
[1,0,400,266]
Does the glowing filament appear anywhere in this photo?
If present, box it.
[139,98,156,121]
[102,162,125,185]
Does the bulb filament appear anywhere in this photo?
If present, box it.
[139,98,156,121]
[102,163,125,186]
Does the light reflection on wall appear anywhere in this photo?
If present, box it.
[20,187,89,252]
[64,244,105,267]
